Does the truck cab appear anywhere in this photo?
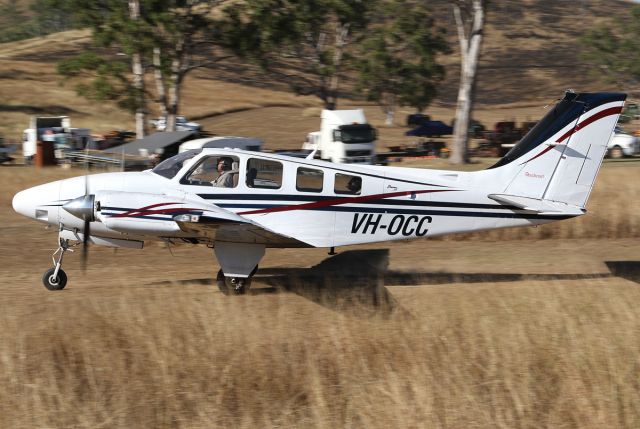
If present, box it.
[303,109,376,164]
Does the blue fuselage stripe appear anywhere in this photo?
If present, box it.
[101,204,573,221]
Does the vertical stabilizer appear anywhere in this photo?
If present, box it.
[489,92,626,208]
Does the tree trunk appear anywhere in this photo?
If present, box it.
[167,74,182,132]
[450,0,484,165]
[128,0,147,139]
[152,46,168,123]
[385,109,395,126]
[327,23,350,110]
[383,93,396,126]
[166,40,186,132]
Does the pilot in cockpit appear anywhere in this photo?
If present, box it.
[347,176,362,194]
[213,157,237,188]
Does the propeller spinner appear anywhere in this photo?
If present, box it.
[61,179,95,272]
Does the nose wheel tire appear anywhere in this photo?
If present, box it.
[42,268,67,291]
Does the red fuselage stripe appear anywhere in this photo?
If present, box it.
[111,202,181,218]
[237,189,456,215]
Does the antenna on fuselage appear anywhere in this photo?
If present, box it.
[306,149,317,160]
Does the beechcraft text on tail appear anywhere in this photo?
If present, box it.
[13,91,626,294]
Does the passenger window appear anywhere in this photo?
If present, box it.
[296,167,323,193]
[334,173,362,195]
[246,158,283,189]
[180,155,239,188]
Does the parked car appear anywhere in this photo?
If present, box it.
[405,120,453,137]
[152,116,201,132]
[406,113,431,127]
[607,126,639,159]
[0,137,16,164]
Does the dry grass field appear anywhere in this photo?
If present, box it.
[2,2,640,426]
[2,161,640,428]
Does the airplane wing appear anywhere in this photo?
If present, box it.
[173,212,311,247]
[95,191,311,247]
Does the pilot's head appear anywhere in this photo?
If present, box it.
[217,157,233,172]
[347,176,362,192]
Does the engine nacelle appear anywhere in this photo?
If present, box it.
[95,191,190,235]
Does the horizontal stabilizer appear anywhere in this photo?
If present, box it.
[488,194,585,216]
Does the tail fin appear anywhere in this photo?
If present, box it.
[489,91,626,209]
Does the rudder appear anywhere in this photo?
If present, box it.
[489,92,626,208]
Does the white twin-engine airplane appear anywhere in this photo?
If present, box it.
[13,91,625,294]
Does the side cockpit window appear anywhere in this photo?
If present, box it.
[334,173,361,195]
[296,167,323,193]
[180,155,239,188]
[246,158,283,189]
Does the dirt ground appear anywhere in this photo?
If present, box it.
[2,162,640,428]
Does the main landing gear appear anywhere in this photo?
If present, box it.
[216,265,258,295]
[214,241,265,296]
[42,238,72,291]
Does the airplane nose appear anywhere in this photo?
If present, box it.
[12,188,34,218]
[12,181,62,220]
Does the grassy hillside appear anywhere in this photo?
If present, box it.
[0,1,636,144]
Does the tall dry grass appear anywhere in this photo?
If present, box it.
[2,163,640,428]
[0,278,639,428]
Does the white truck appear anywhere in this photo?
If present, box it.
[23,116,93,163]
[302,109,376,164]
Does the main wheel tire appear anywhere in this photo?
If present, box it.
[216,269,231,295]
[608,146,624,159]
[216,267,257,296]
[42,268,67,291]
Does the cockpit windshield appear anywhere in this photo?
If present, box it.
[152,149,202,179]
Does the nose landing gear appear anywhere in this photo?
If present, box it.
[42,238,72,291]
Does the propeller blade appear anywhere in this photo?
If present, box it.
[82,172,90,273]
[81,216,90,272]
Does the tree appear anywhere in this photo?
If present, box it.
[58,1,232,136]
[29,0,80,36]
[0,0,79,41]
[0,0,34,42]
[354,1,448,125]
[145,0,231,131]
[57,0,154,138]
[580,6,640,91]
[450,0,485,165]
[128,0,147,138]
[224,0,372,109]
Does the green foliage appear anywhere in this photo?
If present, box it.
[57,0,223,115]
[222,0,375,104]
[0,0,37,42]
[580,5,640,86]
[0,0,80,43]
[58,51,138,111]
[355,1,449,112]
